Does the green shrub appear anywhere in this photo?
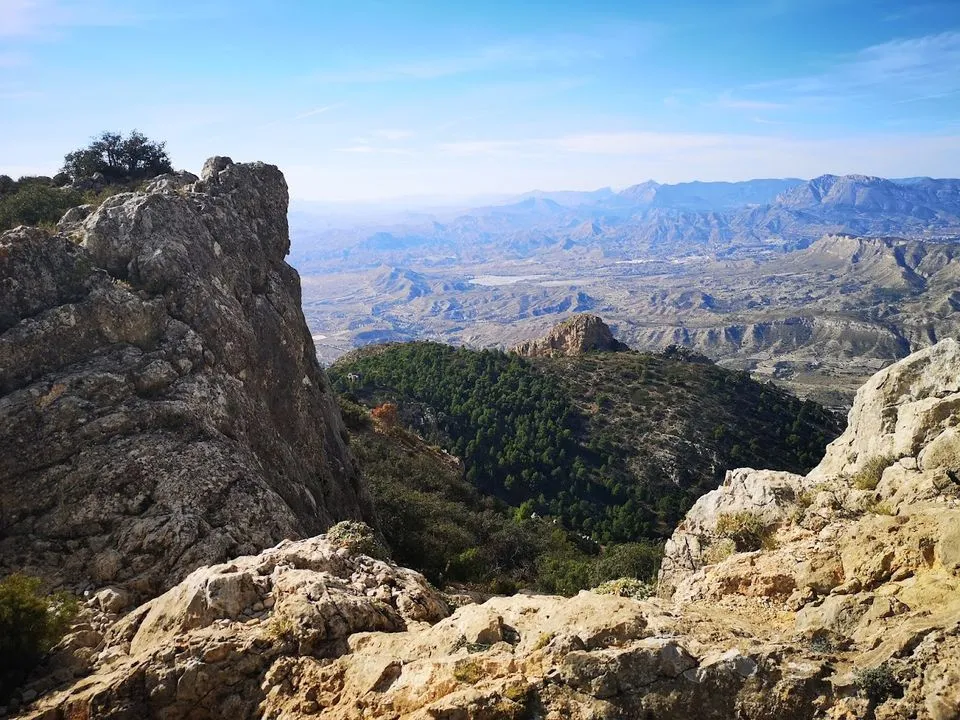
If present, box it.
[588,542,662,586]
[62,130,172,183]
[703,538,736,564]
[325,521,390,560]
[337,397,370,431]
[487,577,518,596]
[853,456,893,491]
[867,500,895,516]
[453,658,485,685]
[592,577,654,600]
[535,554,594,596]
[0,183,83,231]
[714,511,771,552]
[854,663,902,703]
[0,574,78,701]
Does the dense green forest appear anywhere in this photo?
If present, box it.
[330,342,842,543]
[341,399,661,595]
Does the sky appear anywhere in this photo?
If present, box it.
[2,0,960,202]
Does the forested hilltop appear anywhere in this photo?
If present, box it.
[329,336,843,543]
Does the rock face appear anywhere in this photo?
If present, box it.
[0,158,374,601]
[511,314,629,358]
[21,528,448,720]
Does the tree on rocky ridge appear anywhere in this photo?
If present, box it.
[61,130,173,183]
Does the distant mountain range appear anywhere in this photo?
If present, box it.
[290,174,960,271]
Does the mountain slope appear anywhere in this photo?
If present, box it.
[329,320,841,540]
[342,405,660,593]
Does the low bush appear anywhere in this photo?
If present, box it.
[714,511,772,551]
[854,662,902,703]
[592,577,654,600]
[703,538,736,564]
[325,521,390,560]
[0,574,78,701]
[853,456,893,491]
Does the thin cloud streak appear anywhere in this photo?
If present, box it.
[310,22,659,83]
[290,103,343,121]
[711,93,788,111]
[745,31,960,101]
[334,146,416,156]
[0,0,150,37]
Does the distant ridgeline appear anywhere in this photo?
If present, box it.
[329,337,842,542]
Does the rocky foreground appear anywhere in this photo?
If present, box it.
[9,339,958,718]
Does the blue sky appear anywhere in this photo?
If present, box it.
[2,0,960,201]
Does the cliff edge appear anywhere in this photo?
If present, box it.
[0,158,374,604]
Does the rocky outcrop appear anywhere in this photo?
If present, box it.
[0,158,374,602]
[658,337,960,718]
[18,527,448,719]
[22,528,833,720]
[511,314,629,358]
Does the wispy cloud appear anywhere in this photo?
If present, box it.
[0,0,146,37]
[290,103,343,121]
[334,145,416,156]
[748,31,960,101]
[311,22,659,83]
[0,0,227,38]
[435,130,960,181]
[372,129,414,141]
[0,51,28,67]
[261,102,344,128]
[0,89,43,101]
[711,93,788,111]
[439,132,779,157]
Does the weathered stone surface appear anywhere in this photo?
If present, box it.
[809,338,960,482]
[655,338,960,719]
[0,159,374,600]
[20,533,448,719]
[659,467,803,597]
[511,313,629,357]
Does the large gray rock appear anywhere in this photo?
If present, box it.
[658,468,804,597]
[0,158,374,600]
